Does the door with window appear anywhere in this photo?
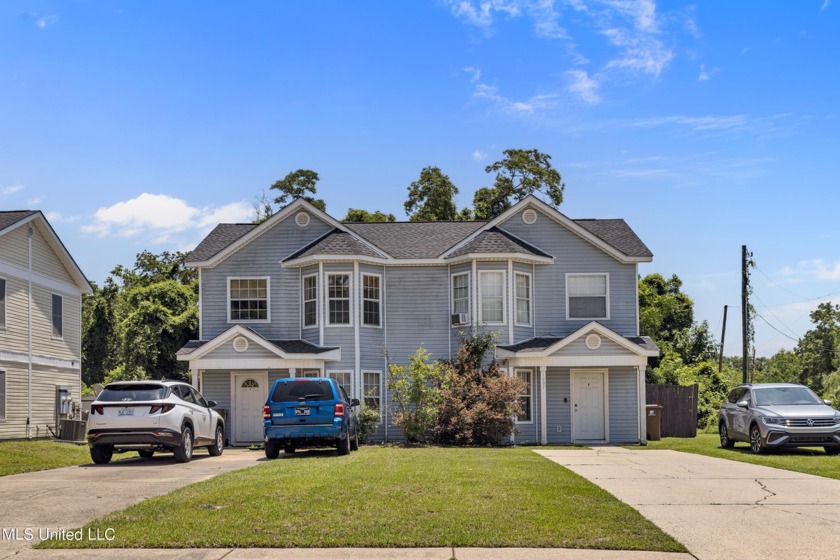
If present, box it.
[233,373,267,444]
[572,370,606,441]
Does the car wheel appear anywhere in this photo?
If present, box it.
[208,425,224,457]
[265,441,280,459]
[173,427,193,463]
[825,446,840,456]
[337,433,350,456]
[138,450,155,459]
[350,427,359,451]
[90,445,113,465]
[749,424,766,454]
[284,445,296,454]
[719,422,735,449]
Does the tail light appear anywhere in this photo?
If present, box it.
[91,405,103,415]
[150,404,175,414]
[334,403,345,417]
[263,405,271,419]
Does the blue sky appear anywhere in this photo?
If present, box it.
[2,1,838,357]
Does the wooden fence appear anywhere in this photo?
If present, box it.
[645,383,698,438]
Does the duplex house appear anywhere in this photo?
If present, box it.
[178,196,658,446]
[0,211,92,440]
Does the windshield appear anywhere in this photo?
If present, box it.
[98,384,168,402]
[272,379,335,402]
[753,386,822,406]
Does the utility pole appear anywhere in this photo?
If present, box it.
[718,304,728,373]
[741,245,749,384]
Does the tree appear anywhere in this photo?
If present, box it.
[386,347,447,442]
[639,273,696,351]
[796,302,840,394]
[473,149,564,220]
[81,281,118,385]
[269,169,326,212]
[343,208,396,223]
[404,166,465,221]
[111,250,196,290]
[752,349,800,384]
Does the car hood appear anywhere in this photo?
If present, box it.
[754,404,837,418]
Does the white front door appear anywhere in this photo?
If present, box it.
[233,372,268,444]
[572,370,606,441]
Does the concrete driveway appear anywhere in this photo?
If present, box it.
[0,448,261,557]
[537,447,840,560]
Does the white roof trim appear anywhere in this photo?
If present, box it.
[496,321,658,359]
[177,324,341,362]
[441,195,652,264]
[280,253,553,268]
[187,198,391,268]
[0,212,92,294]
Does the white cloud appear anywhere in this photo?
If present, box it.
[602,27,673,77]
[1,185,24,197]
[27,197,43,205]
[444,0,521,29]
[698,64,719,81]
[81,193,252,245]
[463,66,482,83]
[565,69,601,104]
[44,212,80,224]
[473,83,559,114]
[779,259,840,282]
[472,150,488,160]
[821,0,830,11]
[34,15,58,29]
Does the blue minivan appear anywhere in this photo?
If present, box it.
[263,377,360,458]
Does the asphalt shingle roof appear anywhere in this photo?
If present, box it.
[344,221,486,259]
[574,219,653,259]
[285,230,384,260]
[0,211,37,232]
[447,227,553,259]
[177,338,338,357]
[187,223,258,263]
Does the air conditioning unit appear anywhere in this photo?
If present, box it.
[451,313,469,326]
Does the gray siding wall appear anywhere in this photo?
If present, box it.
[384,266,449,364]
[0,363,80,440]
[200,371,231,442]
[608,367,639,443]
[200,213,332,340]
[546,367,572,444]
[559,336,636,357]
[498,208,638,338]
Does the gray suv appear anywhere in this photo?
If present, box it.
[719,383,840,454]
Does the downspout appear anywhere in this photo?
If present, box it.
[27,225,33,439]
[383,267,388,443]
[353,262,360,400]
[507,260,513,345]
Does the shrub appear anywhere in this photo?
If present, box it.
[357,406,381,444]
[386,346,447,443]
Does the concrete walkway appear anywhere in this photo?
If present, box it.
[537,447,840,560]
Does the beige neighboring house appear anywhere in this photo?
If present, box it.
[0,211,92,440]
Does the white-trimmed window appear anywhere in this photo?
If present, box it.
[362,274,381,327]
[514,272,532,326]
[328,274,351,325]
[300,369,321,378]
[515,369,533,423]
[328,371,353,394]
[229,277,269,322]
[566,273,609,320]
[451,272,470,318]
[479,271,505,324]
[302,274,318,328]
[0,278,5,329]
[51,294,63,339]
[0,369,5,421]
[363,371,382,410]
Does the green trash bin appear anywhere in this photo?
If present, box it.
[646,404,663,441]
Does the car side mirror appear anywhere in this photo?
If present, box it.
[736,400,749,409]
[207,400,218,408]
[825,399,833,406]
[350,398,360,407]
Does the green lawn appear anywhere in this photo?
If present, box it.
[0,440,140,477]
[38,446,684,551]
[645,433,840,480]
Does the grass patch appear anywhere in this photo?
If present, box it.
[643,433,840,480]
[0,440,142,477]
[38,446,683,551]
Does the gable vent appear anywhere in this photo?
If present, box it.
[585,334,602,351]
[295,212,311,228]
[522,209,537,225]
[232,336,249,353]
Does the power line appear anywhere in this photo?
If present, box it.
[752,292,801,339]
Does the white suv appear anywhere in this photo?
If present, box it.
[86,380,225,464]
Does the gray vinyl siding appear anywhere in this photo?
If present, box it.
[546,367,572,444]
[498,208,638,337]
[608,367,639,443]
[0,363,79,440]
[384,266,449,364]
[200,213,332,340]
[559,336,638,357]
[200,371,232,443]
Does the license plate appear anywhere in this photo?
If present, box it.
[118,407,134,416]
[294,407,310,416]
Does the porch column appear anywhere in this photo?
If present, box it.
[289,368,297,378]
[508,364,515,444]
[539,365,547,445]
[191,367,199,389]
[638,364,647,444]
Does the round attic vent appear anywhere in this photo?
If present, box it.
[295,212,310,228]
[585,334,602,351]
[232,336,249,353]
[522,209,537,225]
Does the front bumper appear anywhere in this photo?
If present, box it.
[87,428,183,450]
[264,424,344,447]
[757,423,840,448]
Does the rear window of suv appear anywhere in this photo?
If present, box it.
[98,384,168,402]
[271,380,335,403]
